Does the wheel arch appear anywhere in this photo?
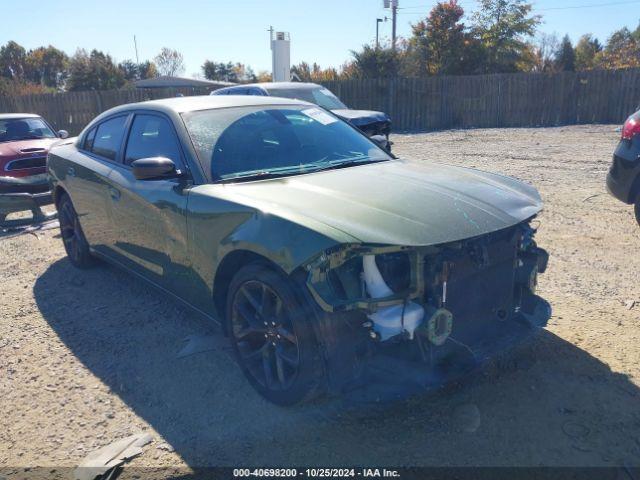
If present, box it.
[52,185,68,208]
[212,249,288,329]
[629,174,640,204]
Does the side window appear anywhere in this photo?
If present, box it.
[83,127,97,151]
[91,116,127,161]
[124,114,182,166]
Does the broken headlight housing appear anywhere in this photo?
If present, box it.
[304,245,426,313]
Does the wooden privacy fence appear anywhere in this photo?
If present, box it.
[0,87,211,135]
[322,68,640,131]
[1,69,640,134]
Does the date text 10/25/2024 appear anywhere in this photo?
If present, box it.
[233,468,401,478]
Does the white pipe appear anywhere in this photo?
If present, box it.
[362,255,393,298]
[362,254,425,341]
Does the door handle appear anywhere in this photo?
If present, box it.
[67,166,76,177]
[108,186,121,201]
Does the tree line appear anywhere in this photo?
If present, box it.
[1,0,639,95]
[289,0,640,82]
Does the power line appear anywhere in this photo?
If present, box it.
[397,0,640,13]
[535,0,640,10]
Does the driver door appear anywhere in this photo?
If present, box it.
[106,112,191,294]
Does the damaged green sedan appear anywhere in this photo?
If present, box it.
[48,96,550,405]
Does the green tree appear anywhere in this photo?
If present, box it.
[118,60,158,81]
[0,41,27,79]
[138,61,158,79]
[25,46,68,88]
[406,0,473,75]
[555,35,576,71]
[600,27,640,69]
[154,47,185,77]
[472,0,540,73]
[202,61,258,82]
[291,61,340,81]
[574,34,602,71]
[67,49,125,91]
[350,45,402,78]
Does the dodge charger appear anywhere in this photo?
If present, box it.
[48,95,551,405]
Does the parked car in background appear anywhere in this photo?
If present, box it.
[211,82,392,149]
[48,95,550,405]
[606,109,640,225]
[0,113,68,226]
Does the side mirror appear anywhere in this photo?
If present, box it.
[370,134,391,152]
[57,130,69,139]
[131,157,177,180]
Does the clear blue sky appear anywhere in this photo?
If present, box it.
[2,0,639,76]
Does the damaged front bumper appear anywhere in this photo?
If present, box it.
[301,219,551,396]
[0,173,56,227]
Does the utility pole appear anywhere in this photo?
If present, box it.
[133,35,139,64]
[391,0,398,51]
[383,0,398,50]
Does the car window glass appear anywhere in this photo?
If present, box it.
[124,114,181,166]
[84,127,97,151]
[182,106,390,181]
[0,117,56,142]
[91,116,127,161]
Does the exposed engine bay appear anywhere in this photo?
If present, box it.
[303,218,551,396]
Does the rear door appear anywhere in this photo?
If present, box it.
[68,114,129,255]
[106,112,191,293]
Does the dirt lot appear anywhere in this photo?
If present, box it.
[1,125,639,474]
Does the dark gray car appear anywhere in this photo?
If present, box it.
[211,82,392,141]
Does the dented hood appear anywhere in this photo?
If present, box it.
[227,160,543,246]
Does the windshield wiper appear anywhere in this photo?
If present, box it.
[306,157,388,173]
[219,167,305,183]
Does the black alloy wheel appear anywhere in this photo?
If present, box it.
[58,194,94,268]
[226,264,323,405]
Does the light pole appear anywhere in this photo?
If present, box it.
[376,18,383,49]
[382,0,398,51]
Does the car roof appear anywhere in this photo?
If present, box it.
[104,95,314,116]
[0,113,42,120]
[220,82,322,92]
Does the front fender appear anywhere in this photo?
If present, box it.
[216,211,342,275]
[186,187,356,301]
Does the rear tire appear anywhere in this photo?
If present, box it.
[635,199,640,227]
[225,263,324,405]
[58,193,94,269]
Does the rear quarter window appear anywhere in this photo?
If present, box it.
[90,116,128,161]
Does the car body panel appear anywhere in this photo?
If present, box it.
[106,163,191,295]
[606,133,640,204]
[48,143,118,253]
[212,159,542,247]
[0,137,59,178]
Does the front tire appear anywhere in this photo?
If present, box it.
[226,263,324,405]
[635,199,640,227]
[58,193,94,269]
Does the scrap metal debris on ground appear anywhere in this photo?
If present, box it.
[74,433,153,480]
[0,219,59,240]
[177,334,218,359]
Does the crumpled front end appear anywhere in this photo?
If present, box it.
[301,217,551,398]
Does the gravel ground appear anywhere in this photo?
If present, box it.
[1,125,639,475]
